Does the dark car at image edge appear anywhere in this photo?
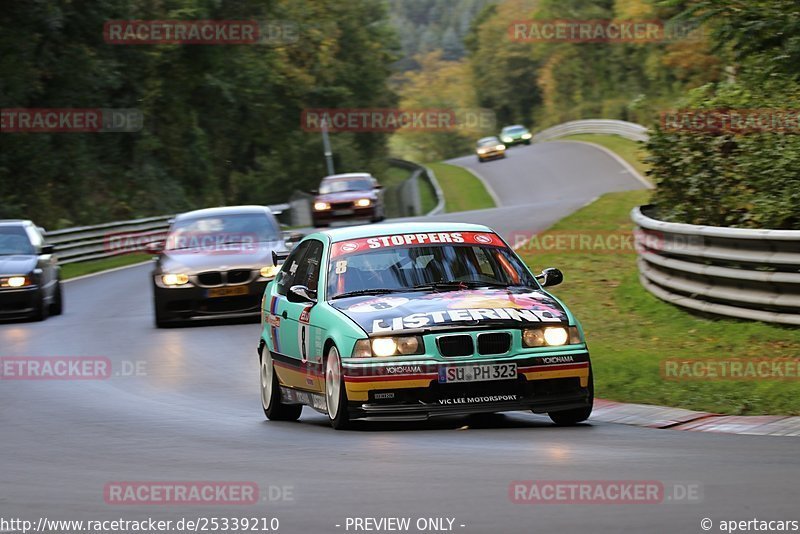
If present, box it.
[0,220,63,321]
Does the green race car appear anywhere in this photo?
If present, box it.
[258,222,593,430]
[500,124,532,146]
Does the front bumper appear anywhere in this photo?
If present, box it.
[313,206,377,226]
[0,286,40,318]
[503,137,530,146]
[477,150,505,160]
[153,279,268,321]
[342,351,591,421]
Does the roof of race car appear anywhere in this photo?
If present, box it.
[314,222,495,243]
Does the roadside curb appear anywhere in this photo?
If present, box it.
[591,399,800,437]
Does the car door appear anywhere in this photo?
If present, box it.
[271,239,326,392]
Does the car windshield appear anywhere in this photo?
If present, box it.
[320,178,373,194]
[478,137,500,146]
[327,233,536,299]
[165,213,280,251]
[0,226,34,255]
[503,126,527,134]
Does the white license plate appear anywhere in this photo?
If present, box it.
[333,209,354,216]
[438,363,517,383]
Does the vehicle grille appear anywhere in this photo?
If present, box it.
[227,269,252,284]
[197,272,222,286]
[477,332,511,355]
[437,335,474,357]
[331,201,353,210]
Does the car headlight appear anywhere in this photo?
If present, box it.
[477,148,488,154]
[522,133,532,139]
[314,202,330,211]
[502,136,512,142]
[4,276,30,288]
[355,198,371,207]
[522,326,581,347]
[162,273,189,286]
[260,265,279,278]
[496,144,506,150]
[352,336,424,357]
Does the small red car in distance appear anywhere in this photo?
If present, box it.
[311,173,385,227]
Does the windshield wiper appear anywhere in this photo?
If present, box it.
[331,288,403,300]
[412,281,515,291]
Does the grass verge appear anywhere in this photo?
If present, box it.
[427,162,496,213]
[557,134,650,179]
[61,253,152,280]
[516,190,800,415]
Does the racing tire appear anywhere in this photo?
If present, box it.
[325,345,352,430]
[477,157,484,163]
[525,140,531,145]
[546,369,594,426]
[32,290,49,321]
[50,281,63,316]
[260,349,302,421]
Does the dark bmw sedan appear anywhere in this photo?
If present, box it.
[0,220,62,321]
[150,206,288,327]
[311,173,385,227]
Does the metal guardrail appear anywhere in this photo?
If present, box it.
[386,158,445,216]
[46,204,289,264]
[632,206,800,326]
[533,119,649,143]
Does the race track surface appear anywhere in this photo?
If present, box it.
[2,142,795,533]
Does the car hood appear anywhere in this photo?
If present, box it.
[0,255,37,276]
[330,287,569,335]
[316,190,376,203]
[157,245,278,274]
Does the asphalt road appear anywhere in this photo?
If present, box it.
[2,142,796,534]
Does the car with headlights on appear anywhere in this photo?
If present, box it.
[311,173,384,227]
[0,220,62,321]
[475,136,506,162]
[500,124,532,146]
[257,222,593,429]
[150,206,288,327]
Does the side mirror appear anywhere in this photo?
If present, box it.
[287,285,317,304]
[41,244,55,255]
[272,249,290,266]
[310,189,319,195]
[374,184,384,190]
[536,267,563,288]
[145,241,165,254]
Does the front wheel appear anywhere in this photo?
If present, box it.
[50,281,63,316]
[325,345,351,430]
[546,370,593,426]
[260,349,302,421]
